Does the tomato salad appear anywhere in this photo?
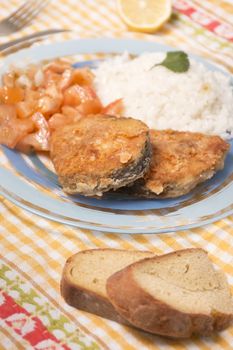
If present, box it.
[0,59,122,152]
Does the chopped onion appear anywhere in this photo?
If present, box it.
[16,74,32,88]
[34,69,44,87]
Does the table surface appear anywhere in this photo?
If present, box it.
[0,1,233,349]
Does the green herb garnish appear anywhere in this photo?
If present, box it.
[150,51,190,73]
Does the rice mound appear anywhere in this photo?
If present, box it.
[94,52,233,140]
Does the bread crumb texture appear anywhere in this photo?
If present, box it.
[133,249,233,315]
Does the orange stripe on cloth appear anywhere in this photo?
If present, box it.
[202,0,233,13]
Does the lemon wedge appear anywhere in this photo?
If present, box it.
[117,0,172,33]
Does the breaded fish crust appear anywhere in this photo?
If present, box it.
[50,114,151,196]
[131,130,230,198]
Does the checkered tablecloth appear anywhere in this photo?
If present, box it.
[0,1,233,349]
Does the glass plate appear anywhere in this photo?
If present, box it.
[0,38,232,233]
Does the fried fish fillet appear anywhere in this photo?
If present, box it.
[129,130,230,198]
[50,114,152,196]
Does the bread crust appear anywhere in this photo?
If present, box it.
[61,273,131,325]
[106,249,233,338]
[61,248,152,325]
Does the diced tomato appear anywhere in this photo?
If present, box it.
[76,99,102,116]
[24,89,41,101]
[43,70,61,87]
[63,85,100,107]
[38,95,62,118]
[0,59,106,152]
[0,86,24,104]
[48,98,103,132]
[0,104,34,148]
[48,113,68,132]
[16,100,34,119]
[102,98,123,116]
[37,84,63,118]
[17,112,50,152]
[63,85,85,106]
[85,86,100,100]
[58,69,72,91]
[61,105,81,118]
[71,68,94,86]
[2,72,16,88]
[16,89,41,119]
[43,69,72,91]
[48,111,81,132]
[44,59,71,74]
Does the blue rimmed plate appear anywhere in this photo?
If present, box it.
[0,38,232,234]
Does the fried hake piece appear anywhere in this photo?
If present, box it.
[50,114,151,196]
[130,130,230,198]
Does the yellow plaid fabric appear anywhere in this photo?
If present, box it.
[0,1,233,349]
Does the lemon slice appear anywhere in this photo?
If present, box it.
[117,0,172,33]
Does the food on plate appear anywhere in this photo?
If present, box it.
[94,52,233,139]
[0,59,105,151]
[101,98,123,116]
[125,129,230,198]
[0,104,34,148]
[106,248,233,338]
[117,0,172,33]
[60,248,154,324]
[50,114,152,196]
[0,52,232,199]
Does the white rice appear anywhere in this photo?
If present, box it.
[93,52,233,139]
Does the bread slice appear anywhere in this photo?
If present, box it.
[106,248,233,338]
[60,248,154,324]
